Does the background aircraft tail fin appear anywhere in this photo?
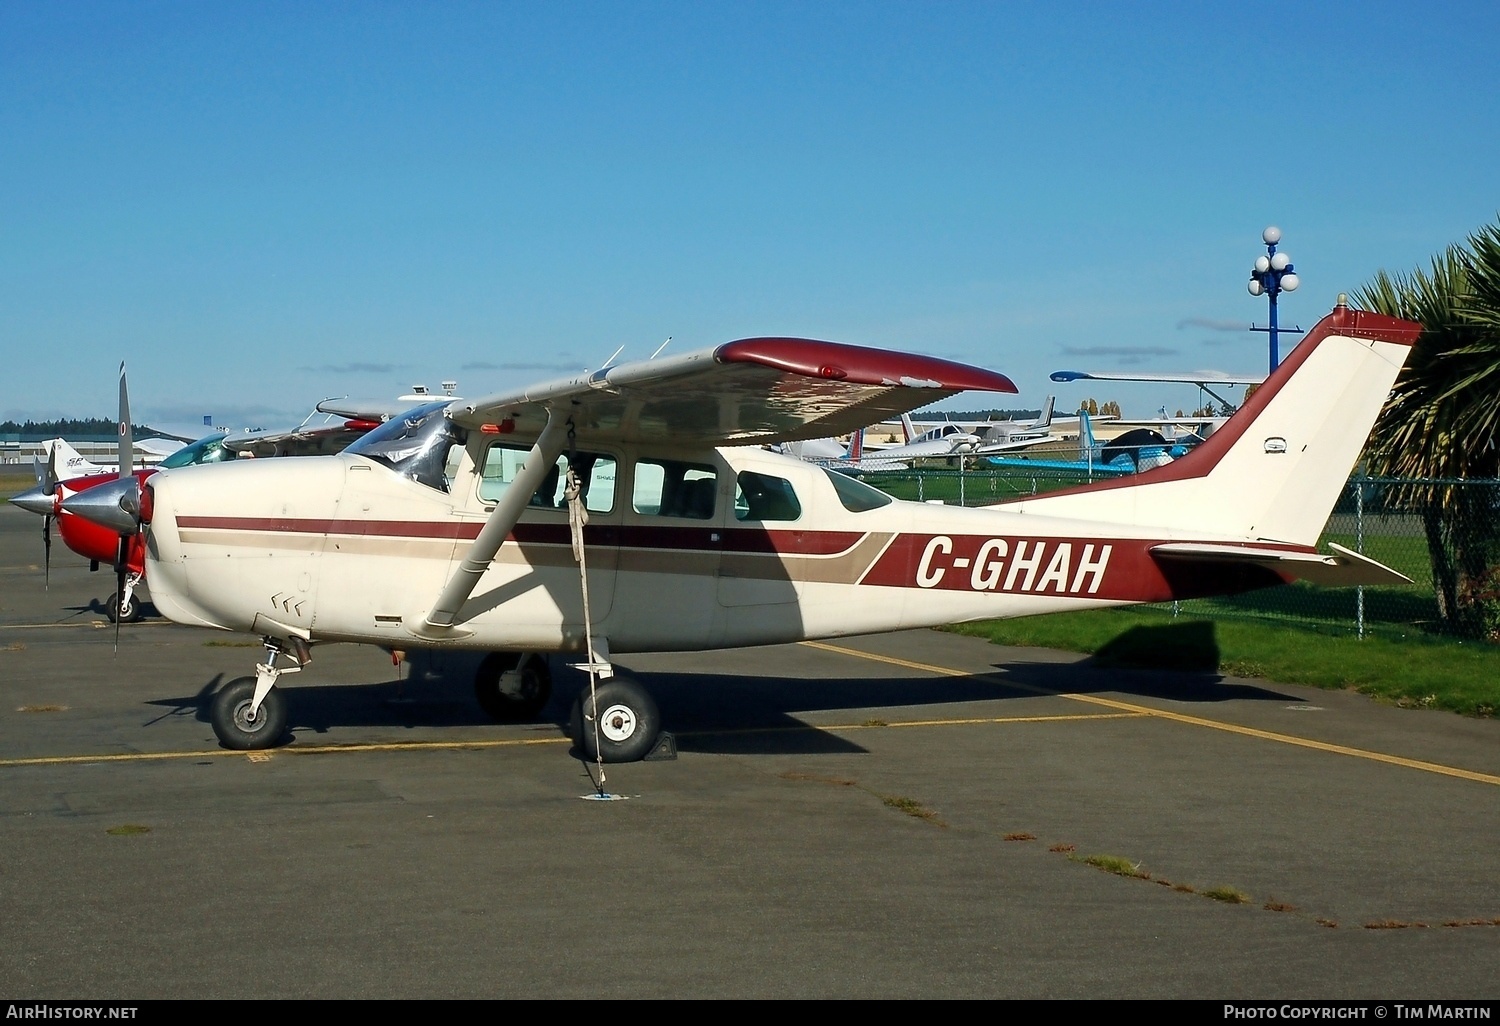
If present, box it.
[1077,408,1096,456]
[1032,395,1055,430]
[899,412,917,444]
[43,439,103,479]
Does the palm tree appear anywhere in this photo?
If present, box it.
[1355,218,1500,639]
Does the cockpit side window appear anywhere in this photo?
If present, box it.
[344,401,465,491]
[478,443,616,513]
[734,471,801,522]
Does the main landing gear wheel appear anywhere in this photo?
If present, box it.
[106,590,141,624]
[211,676,288,751]
[474,652,553,721]
[571,676,660,764]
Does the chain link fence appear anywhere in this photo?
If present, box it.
[861,462,1500,641]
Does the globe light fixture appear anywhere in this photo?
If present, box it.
[1247,225,1302,371]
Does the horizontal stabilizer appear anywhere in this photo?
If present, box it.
[1150,541,1412,587]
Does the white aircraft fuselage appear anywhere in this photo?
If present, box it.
[143,443,1204,657]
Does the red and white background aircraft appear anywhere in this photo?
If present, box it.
[10,369,431,623]
[64,299,1420,762]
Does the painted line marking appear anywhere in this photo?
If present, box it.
[0,713,1143,768]
[0,620,173,631]
[801,640,1500,787]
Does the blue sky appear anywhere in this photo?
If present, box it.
[4,1,1498,429]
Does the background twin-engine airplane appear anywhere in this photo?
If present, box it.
[60,298,1420,763]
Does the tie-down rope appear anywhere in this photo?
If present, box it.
[564,437,606,789]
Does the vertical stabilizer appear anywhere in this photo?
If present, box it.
[1032,395,1055,430]
[998,303,1422,546]
[43,439,104,479]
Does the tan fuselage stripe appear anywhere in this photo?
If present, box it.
[800,640,1500,787]
[176,530,887,583]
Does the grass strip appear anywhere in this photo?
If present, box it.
[945,607,1500,717]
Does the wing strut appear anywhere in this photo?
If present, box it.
[421,410,571,633]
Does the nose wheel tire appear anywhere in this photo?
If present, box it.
[473,652,553,721]
[211,676,288,750]
[570,676,660,764]
[107,590,141,624]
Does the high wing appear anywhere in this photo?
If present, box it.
[448,338,1017,447]
[134,437,188,459]
[315,396,438,422]
[1150,542,1411,588]
[221,399,430,458]
[1050,369,1265,386]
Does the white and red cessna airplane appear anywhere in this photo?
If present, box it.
[68,298,1420,761]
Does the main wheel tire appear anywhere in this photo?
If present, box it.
[211,676,288,751]
[571,676,660,764]
[107,591,141,624]
[474,653,553,721]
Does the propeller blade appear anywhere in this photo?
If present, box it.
[43,514,51,591]
[118,362,133,481]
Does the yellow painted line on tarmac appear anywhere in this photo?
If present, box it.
[0,712,1143,768]
[0,620,172,630]
[0,735,573,767]
[684,711,1144,737]
[802,640,1500,787]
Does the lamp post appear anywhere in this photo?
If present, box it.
[1247,225,1301,372]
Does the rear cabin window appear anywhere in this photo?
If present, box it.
[478,444,616,514]
[734,471,801,522]
[633,459,717,519]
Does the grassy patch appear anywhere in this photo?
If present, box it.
[1003,832,1036,841]
[1048,843,1076,853]
[879,794,946,826]
[945,606,1500,717]
[1203,886,1251,905]
[106,824,151,836]
[3,642,25,653]
[18,704,66,713]
[778,771,856,787]
[1075,854,1149,879]
[204,640,259,648]
[0,474,35,501]
[780,772,943,826]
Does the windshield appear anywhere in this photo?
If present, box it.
[822,467,893,512]
[157,435,237,469]
[344,401,465,491]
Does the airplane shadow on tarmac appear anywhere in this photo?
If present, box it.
[143,620,1299,758]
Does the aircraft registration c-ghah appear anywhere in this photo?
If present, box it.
[66,298,1421,762]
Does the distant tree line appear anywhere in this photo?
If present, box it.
[0,417,171,438]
